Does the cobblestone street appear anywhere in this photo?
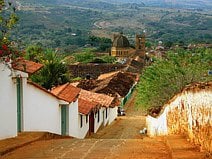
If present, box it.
[2,92,206,159]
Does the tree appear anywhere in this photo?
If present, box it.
[136,48,212,112]
[0,0,19,39]
[101,55,116,63]
[30,49,70,89]
[0,0,22,63]
[73,48,95,63]
[25,45,43,62]
[88,36,112,51]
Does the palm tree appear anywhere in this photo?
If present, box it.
[30,49,70,89]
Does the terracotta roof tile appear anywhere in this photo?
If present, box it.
[77,71,137,97]
[79,89,114,108]
[51,83,81,103]
[78,98,98,115]
[12,58,43,74]
[97,71,119,80]
[51,83,69,95]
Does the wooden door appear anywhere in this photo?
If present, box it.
[61,105,68,136]
[17,78,23,132]
[89,111,94,134]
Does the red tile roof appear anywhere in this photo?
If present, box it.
[97,71,119,80]
[12,58,43,74]
[79,89,114,108]
[78,98,98,115]
[51,83,81,103]
[51,83,69,95]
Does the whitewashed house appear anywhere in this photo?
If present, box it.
[0,59,43,140]
[0,59,83,139]
[50,83,81,137]
[79,89,115,133]
[23,82,80,136]
[52,84,107,138]
[78,98,98,138]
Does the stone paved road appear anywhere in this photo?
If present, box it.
[2,138,171,159]
[2,92,206,159]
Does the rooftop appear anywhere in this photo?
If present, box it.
[112,33,130,48]
[78,98,98,115]
[79,89,114,108]
[12,58,43,74]
[77,71,137,97]
[51,83,81,103]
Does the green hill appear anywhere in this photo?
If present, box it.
[11,0,212,51]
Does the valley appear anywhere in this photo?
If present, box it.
[11,0,212,52]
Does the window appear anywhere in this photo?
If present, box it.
[97,110,100,123]
[106,108,108,119]
[86,115,88,123]
[80,115,83,128]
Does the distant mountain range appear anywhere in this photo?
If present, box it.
[19,0,212,9]
[142,0,212,9]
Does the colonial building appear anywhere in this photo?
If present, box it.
[111,33,132,57]
[111,33,146,59]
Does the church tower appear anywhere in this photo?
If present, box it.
[135,32,146,56]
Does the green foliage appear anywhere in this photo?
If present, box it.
[0,0,19,39]
[88,36,112,51]
[0,0,23,62]
[71,77,82,82]
[30,49,70,89]
[25,45,44,62]
[11,6,103,51]
[71,48,116,64]
[101,55,116,63]
[8,1,212,51]
[136,48,212,111]
[73,49,95,63]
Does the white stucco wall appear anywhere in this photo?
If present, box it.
[146,83,212,154]
[94,108,104,133]
[108,107,118,125]
[68,100,90,139]
[102,107,110,126]
[77,114,89,139]
[69,100,80,138]
[146,107,168,137]
[23,83,61,135]
[0,63,17,139]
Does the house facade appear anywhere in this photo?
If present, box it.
[79,89,115,133]
[1,59,125,140]
[50,83,81,137]
[23,81,69,135]
[0,63,19,139]
[0,60,43,139]
[78,98,98,138]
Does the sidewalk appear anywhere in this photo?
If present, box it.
[0,132,67,157]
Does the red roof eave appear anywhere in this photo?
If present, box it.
[12,59,43,75]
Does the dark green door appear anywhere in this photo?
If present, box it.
[17,78,23,132]
[61,105,68,135]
